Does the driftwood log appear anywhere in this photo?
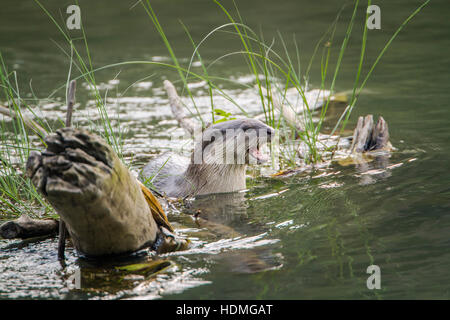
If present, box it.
[25,127,184,257]
[0,215,58,239]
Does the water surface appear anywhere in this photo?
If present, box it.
[0,0,449,299]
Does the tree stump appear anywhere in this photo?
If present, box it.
[26,128,161,257]
[350,115,390,153]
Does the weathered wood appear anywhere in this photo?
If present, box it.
[65,80,77,127]
[26,127,162,256]
[0,214,58,239]
[350,115,364,153]
[370,116,390,151]
[163,80,198,136]
[355,114,374,153]
[351,115,390,153]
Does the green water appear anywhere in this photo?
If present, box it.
[0,0,449,299]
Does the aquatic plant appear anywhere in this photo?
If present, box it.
[0,54,52,217]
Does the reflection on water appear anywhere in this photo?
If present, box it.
[1,0,450,299]
[179,192,284,273]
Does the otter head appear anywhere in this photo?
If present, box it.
[192,118,275,166]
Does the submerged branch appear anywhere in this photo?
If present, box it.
[163,80,198,136]
[65,79,76,127]
[0,214,58,239]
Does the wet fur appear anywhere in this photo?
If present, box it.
[140,119,273,198]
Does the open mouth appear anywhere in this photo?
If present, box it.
[247,129,273,164]
[249,145,269,164]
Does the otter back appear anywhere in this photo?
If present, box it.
[140,152,190,197]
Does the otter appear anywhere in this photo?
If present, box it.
[140,118,275,198]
